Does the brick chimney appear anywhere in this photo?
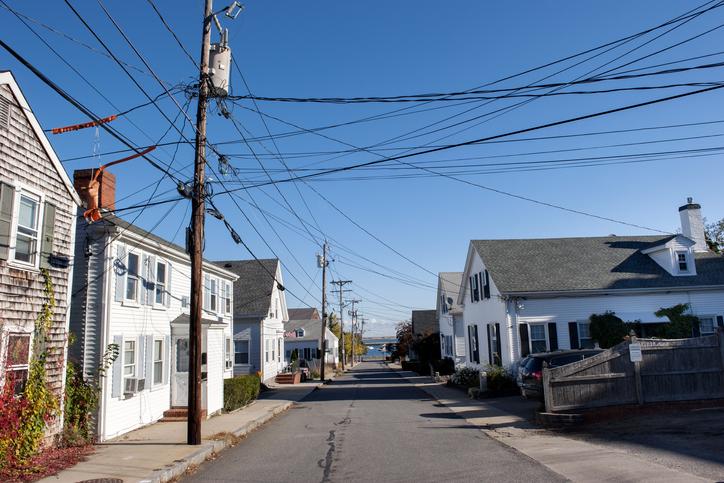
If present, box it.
[679,197,707,252]
[73,169,116,212]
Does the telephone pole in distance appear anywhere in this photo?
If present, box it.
[317,242,329,381]
[330,280,352,370]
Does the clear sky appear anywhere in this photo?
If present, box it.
[2,1,724,336]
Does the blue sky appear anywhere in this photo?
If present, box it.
[3,1,724,336]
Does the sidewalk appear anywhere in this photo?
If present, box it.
[390,364,711,483]
[40,382,322,483]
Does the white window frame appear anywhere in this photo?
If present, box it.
[234,339,249,365]
[152,338,164,386]
[154,260,167,307]
[210,278,218,313]
[577,321,594,349]
[698,315,716,335]
[277,338,282,363]
[271,337,276,362]
[224,337,233,370]
[2,331,32,395]
[224,282,232,315]
[8,184,44,270]
[125,252,141,302]
[675,250,690,274]
[265,338,270,363]
[529,324,548,354]
[123,339,136,378]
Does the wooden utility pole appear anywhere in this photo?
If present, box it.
[348,299,360,366]
[188,0,213,446]
[331,280,352,370]
[319,242,329,381]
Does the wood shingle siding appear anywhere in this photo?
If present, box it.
[0,76,79,440]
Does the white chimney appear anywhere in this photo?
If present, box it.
[679,197,708,252]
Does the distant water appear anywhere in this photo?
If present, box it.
[362,337,396,360]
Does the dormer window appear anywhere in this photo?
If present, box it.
[676,251,689,273]
[295,328,305,337]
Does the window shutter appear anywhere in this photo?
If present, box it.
[145,335,153,384]
[137,335,145,381]
[141,254,150,305]
[483,270,491,299]
[717,315,724,328]
[486,325,493,365]
[166,262,172,307]
[494,323,502,366]
[474,273,480,302]
[114,245,126,302]
[568,322,580,350]
[203,273,210,311]
[0,182,15,260]
[548,323,559,351]
[473,325,480,363]
[111,335,123,398]
[148,255,156,305]
[519,324,530,357]
[163,335,171,385]
[39,202,56,269]
[469,277,474,303]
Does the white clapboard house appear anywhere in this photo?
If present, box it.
[436,272,465,363]
[458,199,724,371]
[70,214,238,441]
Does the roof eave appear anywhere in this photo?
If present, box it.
[501,284,724,298]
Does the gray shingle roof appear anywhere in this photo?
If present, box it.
[472,236,724,294]
[439,272,463,310]
[411,309,437,336]
[283,319,325,341]
[214,259,279,316]
[287,308,320,320]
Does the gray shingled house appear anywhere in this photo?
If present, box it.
[216,259,288,382]
[0,71,82,439]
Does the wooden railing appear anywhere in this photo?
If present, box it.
[542,330,724,412]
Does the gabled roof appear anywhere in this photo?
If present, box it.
[471,235,724,295]
[215,259,280,317]
[0,71,81,206]
[283,319,336,342]
[287,307,320,320]
[438,272,463,308]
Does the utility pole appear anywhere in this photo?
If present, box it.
[318,242,329,381]
[187,0,213,446]
[359,316,366,362]
[331,280,352,370]
[348,299,361,366]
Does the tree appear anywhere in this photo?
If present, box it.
[655,303,699,339]
[394,320,413,359]
[705,217,724,253]
[589,311,628,348]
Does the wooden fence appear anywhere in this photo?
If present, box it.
[542,330,724,413]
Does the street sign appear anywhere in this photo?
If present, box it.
[629,343,643,362]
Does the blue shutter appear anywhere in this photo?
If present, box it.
[137,335,145,382]
[165,262,172,308]
[114,245,126,302]
[145,334,154,385]
[141,254,150,305]
[163,335,171,385]
[111,335,123,398]
[203,273,210,311]
[148,255,156,305]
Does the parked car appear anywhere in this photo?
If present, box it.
[517,349,603,400]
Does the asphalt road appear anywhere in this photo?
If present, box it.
[183,362,564,483]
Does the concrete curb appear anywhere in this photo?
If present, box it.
[141,383,323,483]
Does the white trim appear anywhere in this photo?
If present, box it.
[0,72,81,206]
[7,182,45,270]
[154,259,168,308]
[152,337,164,386]
[697,315,717,335]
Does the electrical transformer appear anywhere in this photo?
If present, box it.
[209,43,231,97]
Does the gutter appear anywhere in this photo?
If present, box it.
[500,284,724,299]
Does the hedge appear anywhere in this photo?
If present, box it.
[223,375,260,412]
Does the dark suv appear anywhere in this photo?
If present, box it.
[517,349,603,400]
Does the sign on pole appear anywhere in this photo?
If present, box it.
[629,342,643,362]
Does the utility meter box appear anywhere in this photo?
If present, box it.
[209,43,231,97]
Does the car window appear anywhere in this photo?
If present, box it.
[525,357,543,371]
[549,355,583,367]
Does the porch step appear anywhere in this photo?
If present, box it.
[275,373,298,384]
[160,407,207,422]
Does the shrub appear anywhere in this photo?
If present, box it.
[590,311,629,348]
[223,375,260,412]
[431,358,455,376]
[450,366,479,388]
[484,365,516,392]
[655,304,699,339]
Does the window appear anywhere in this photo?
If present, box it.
[264,339,270,363]
[303,347,311,360]
[470,274,480,302]
[295,328,305,337]
[176,338,189,373]
[153,339,163,385]
[225,337,233,369]
[578,322,594,349]
[271,338,276,362]
[699,316,715,335]
[278,339,282,362]
[489,325,499,363]
[441,294,448,314]
[5,333,30,395]
[13,193,41,266]
[530,324,547,353]
[126,253,140,301]
[155,261,167,305]
[210,278,218,312]
[224,282,232,314]
[275,299,279,319]
[468,325,479,363]
[234,340,249,364]
[676,251,689,272]
[123,340,136,377]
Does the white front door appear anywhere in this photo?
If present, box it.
[172,336,189,407]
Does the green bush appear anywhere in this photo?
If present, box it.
[484,365,516,392]
[223,375,260,412]
[450,366,480,388]
[590,311,629,348]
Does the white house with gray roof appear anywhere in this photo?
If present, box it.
[216,259,288,382]
[283,318,338,365]
[457,199,724,372]
[70,215,237,441]
[436,272,465,363]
